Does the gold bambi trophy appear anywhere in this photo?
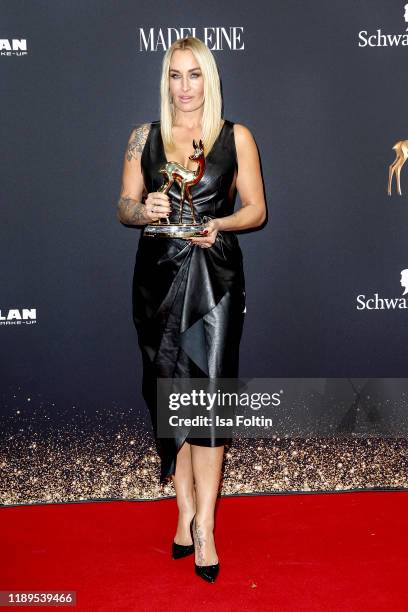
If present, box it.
[388,139,408,196]
[144,138,207,238]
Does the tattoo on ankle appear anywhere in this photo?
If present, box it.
[194,522,207,565]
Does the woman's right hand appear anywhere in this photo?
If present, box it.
[144,191,172,222]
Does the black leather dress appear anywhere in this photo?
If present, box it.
[132,118,246,483]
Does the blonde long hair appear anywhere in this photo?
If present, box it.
[159,36,224,157]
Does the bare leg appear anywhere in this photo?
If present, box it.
[171,441,196,545]
[191,445,224,565]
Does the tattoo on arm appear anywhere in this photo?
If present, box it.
[117,194,150,225]
[117,122,152,224]
[126,123,151,161]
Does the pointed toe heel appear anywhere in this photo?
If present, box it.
[194,562,219,583]
[172,541,195,559]
[172,515,195,559]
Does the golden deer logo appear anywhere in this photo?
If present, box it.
[388,140,408,195]
[158,139,205,224]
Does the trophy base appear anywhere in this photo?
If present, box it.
[144,222,206,239]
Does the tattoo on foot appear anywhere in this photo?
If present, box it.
[194,521,207,565]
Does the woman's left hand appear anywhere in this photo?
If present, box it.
[188,218,220,248]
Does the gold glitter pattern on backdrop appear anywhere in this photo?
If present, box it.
[1,429,407,505]
[1,386,407,505]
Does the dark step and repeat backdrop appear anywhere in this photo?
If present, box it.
[1,0,408,504]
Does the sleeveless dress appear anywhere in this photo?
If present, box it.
[132,118,246,483]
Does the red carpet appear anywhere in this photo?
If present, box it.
[2,491,407,611]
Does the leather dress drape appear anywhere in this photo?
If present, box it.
[132,118,246,483]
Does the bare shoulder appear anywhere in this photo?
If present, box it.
[232,123,258,166]
[125,122,152,161]
[233,123,256,147]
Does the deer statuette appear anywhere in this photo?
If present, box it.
[158,139,205,224]
[388,140,408,196]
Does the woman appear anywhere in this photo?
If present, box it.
[117,36,266,583]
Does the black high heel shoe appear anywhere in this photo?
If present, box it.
[172,516,195,560]
[190,516,220,583]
